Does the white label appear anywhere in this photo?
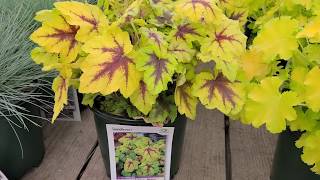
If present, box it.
[106,124,174,180]
[0,171,8,180]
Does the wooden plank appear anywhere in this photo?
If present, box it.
[22,109,97,180]
[81,106,226,180]
[81,146,109,180]
[229,120,278,180]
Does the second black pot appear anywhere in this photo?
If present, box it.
[271,130,320,180]
[92,107,187,179]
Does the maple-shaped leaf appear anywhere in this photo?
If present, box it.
[174,0,226,24]
[168,39,196,63]
[133,47,177,95]
[303,44,320,64]
[54,1,108,42]
[192,72,245,115]
[139,27,168,53]
[30,9,81,62]
[252,16,299,61]
[243,77,301,133]
[129,80,157,115]
[296,130,320,174]
[239,49,270,80]
[170,23,203,44]
[52,73,71,123]
[304,66,320,112]
[198,19,246,80]
[136,162,161,176]
[79,26,140,98]
[290,66,308,99]
[135,146,160,162]
[175,82,198,119]
[123,158,139,173]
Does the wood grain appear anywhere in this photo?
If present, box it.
[229,120,278,180]
[22,109,97,180]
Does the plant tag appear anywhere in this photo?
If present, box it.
[106,124,174,180]
[0,171,8,180]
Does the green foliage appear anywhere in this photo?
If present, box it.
[115,133,166,177]
[0,0,53,126]
[30,0,320,174]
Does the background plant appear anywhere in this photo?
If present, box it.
[115,133,165,177]
[30,0,320,174]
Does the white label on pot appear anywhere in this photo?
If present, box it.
[0,171,8,180]
[106,124,174,180]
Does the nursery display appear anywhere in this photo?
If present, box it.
[30,0,320,179]
[0,0,53,179]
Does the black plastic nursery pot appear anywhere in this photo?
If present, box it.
[271,130,320,180]
[0,101,45,180]
[92,107,187,179]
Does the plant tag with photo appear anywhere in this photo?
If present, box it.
[106,124,174,180]
[0,171,8,180]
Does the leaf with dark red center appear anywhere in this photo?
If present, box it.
[54,1,108,42]
[192,72,245,115]
[134,47,177,95]
[198,19,246,80]
[168,40,196,63]
[174,0,226,23]
[140,27,168,53]
[79,26,140,98]
[30,9,81,62]
[130,80,157,115]
[174,23,202,42]
[175,82,198,119]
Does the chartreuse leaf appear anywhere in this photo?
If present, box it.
[174,0,226,24]
[123,158,139,173]
[81,93,98,108]
[288,107,320,131]
[175,82,198,119]
[303,44,320,64]
[54,1,108,42]
[135,145,160,162]
[147,95,177,126]
[198,19,247,80]
[296,130,320,174]
[30,9,81,62]
[252,16,299,61]
[290,66,308,98]
[139,27,168,53]
[297,16,320,42]
[79,26,140,98]
[243,77,301,133]
[31,47,60,71]
[133,47,177,95]
[129,80,157,115]
[239,49,270,80]
[168,39,196,63]
[136,162,160,176]
[304,66,320,112]
[192,72,245,115]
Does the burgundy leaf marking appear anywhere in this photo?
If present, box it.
[125,134,136,140]
[148,32,162,48]
[214,26,241,51]
[145,53,169,86]
[200,73,238,107]
[57,76,67,102]
[126,160,134,169]
[91,37,133,87]
[184,0,215,15]
[175,24,200,41]
[177,85,193,112]
[70,10,99,32]
[229,11,245,21]
[44,25,79,56]
[139,81,148,105]
[144,147,157,157]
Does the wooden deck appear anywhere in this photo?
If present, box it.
[22,107,277,180]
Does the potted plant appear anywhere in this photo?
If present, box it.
[29,0,320,179]
[0,0,53,179]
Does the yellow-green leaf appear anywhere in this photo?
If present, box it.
[243,77,301,133]
[129,81,157,115]
[54,1,108,42]
[304,66,320,112]
[252,16,299,61]
[31,47,60,71]
[192,72,245,115]
[30,9,81,62]
[79,26,140,98]
[175,82,198,119]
